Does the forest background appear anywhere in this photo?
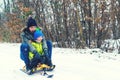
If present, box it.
[0,0,120,50]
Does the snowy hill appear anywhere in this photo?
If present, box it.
[0,43,120,80]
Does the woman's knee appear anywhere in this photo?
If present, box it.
[47,40,52,48]
[20,43,29,52]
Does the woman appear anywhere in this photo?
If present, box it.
[20,17,54,74]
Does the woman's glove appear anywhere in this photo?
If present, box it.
[33,50,41,59]
[33,50,45,64]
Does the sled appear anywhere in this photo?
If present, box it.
[20,63,55,75]
[20,63,50,73]
[20,63,54,78]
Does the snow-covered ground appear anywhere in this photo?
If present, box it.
[0,43,120,80]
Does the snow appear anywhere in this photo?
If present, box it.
[0,43,120,80]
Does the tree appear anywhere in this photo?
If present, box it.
[0,0,120,49]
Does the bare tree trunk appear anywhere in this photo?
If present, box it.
[88,0,92,48]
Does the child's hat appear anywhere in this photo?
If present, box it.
[34,30,44,40]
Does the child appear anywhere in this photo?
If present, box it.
[28,30,45,69]
[28,30,55,74]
